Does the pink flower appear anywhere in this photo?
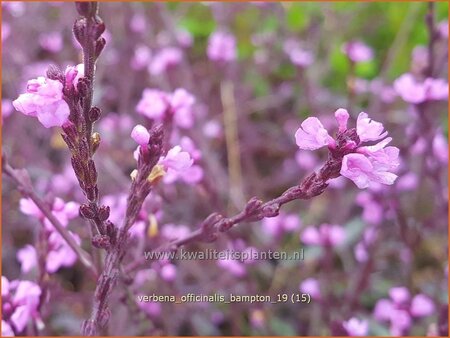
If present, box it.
[217,258,246,277]
[433,131,448,163]
[299,278,321,300]
[374,287,435,336]
[170,88,196,129]
[342,318,368,336]
[262,212,300,238]
[300,224,345,247]
[283,39,314,67]
[438,20,448,39]
[1,277,41,334]
[45,231,80,273]
[148,47,183,75]
[342,40,373,62]
[19,197,79,231]
[131,45,152,70]
[295,109,399,189]
[340,152,397,189]
[356,112,387,142]
[131,124,150,146]
[393,73,448,104]
[2,22,10,42]
[158,146,195,185]
[136,88,195,129]
[356,192,383,225]
[176,29,193,48]
[64,64,85,90]
[2,99,13,120]
[17,245,38,274]
[136,89,169,120]
[160,264,177,282]
[39,32,63,53]
[13,76,70,128]
[295,117,333,150]
[207,31,237,62]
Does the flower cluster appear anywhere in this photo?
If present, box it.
[373,286,435,335]
[207,31,237,63]
[341,40,373,63]
[18,197,81,273]
[131,125,195,185]
[295,109,400,189]
[136,88,196,129]
[393,73,448,104]
[12,64,85,128]
[1,277,42,336]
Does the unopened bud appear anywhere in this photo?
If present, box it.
[98,205,110,222]
[79,204,96,219]
[73,18,87,46]
[92,234,111,250]
[93,18,105,40]
[95,37,106,59]
[89,107,101,122]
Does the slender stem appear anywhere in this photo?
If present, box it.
[2,161,97,278]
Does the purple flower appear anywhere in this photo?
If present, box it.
[393,73,448,104]
[136,89,169,120]
[159,264,177,282]
[148,47,183,76]
[299,278,321,300]
[261,212,301,239]
[20,197,79,231]
[38,32,63,53]
[217,258,246,277]
[17,245,38,274]
[136,88,195,129]
[64,64,84,89]
[342,40,373,62]
[342,318,368,336]
[207,31,237,62]
[131,45,152,70]
[433,131,448,164]
[295,109,399,189]
[283,39,314,67]
[373,286,435,336]
[438,20,448,39]
[356,192,383,225]
[2,22,10,42]
[295,117,334,150]
[300,224,345,247]
[13,76,70,128]
[1,277,41,334]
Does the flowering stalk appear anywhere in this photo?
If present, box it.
[59,2,112,251]
[82,125,164,336]
[2,156,97,277]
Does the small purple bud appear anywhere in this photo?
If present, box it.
[76,78,89,96]
[98,205,110,222]
[95,37,106,59]
[79,204,96,219]
[92,234,111,250]
[262,203,280,218]
[73,18,87,46]
[245,197,263,215]
[93,18,105,40]
[71,156,85,179]
[89,107,101,122]
[85,160,97,187]
[106,221,117,246]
